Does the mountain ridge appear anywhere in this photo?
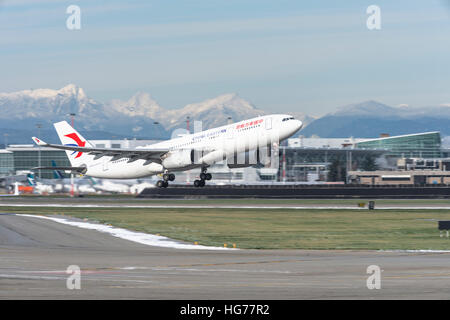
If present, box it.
[0,85,314,143]
[300,100,450,138]
[3,85,448,143]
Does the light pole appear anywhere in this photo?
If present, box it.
[185,117,191,184]
[69,113,76,128]
[36,123,42,179]
[153,121,160,140]
[3,133,8,149]
[68,113,76,197]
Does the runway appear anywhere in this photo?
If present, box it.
[2,197,450,210]
[1,213,450,299]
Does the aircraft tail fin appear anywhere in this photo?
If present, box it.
[53,121,93,166]
[87,177,98,185]
[26,173,36,186]
[51,160,65,179]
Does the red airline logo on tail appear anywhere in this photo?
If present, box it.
[64,133,86,158]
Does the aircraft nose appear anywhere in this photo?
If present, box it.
[293,119,303,132]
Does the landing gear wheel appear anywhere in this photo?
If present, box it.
[199,167,211,181]
[194,179,205,187]
[163,173,175,182]
[157,180,169,188]
[194,167,209,187]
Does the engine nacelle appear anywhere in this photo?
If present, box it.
[161,149,194,169]
[198,149,225,165]
[146,162,164,174]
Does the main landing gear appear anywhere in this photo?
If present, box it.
[194,167,212,188]
[156,169,211,188]
[156,172,175,188]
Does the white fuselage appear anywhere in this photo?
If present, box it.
[82,114,302,179]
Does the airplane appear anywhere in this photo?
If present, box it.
[88,177,157,193]
[29,163,154,194]
[26,161,66,188]
[26,173,54,194]
[26,171,91,194]
[31,115,302,188]
[88,178,131,194]
[51,160,65,179]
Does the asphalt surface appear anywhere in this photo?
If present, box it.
[1,213,450,299]
[3,197,450,210]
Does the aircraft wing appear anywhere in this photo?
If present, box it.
[31,137,169,161]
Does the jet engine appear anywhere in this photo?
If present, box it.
[161,149,194,169]
[198,149,225,165]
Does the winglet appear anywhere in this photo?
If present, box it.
[32,137,47,146]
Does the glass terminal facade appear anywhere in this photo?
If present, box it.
[356,132,442,158]
[0,151,14,176]
[0,147,70,179]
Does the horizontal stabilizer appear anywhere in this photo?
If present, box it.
[31,137,48,146]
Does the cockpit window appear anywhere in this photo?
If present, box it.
[282,117,295,122]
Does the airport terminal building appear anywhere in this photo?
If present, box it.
[283,131,446,183]
[355,131,443,158]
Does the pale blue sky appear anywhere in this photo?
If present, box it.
[1,0,449,116]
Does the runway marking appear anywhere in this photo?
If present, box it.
[161,268,295,274]
[384,273,450,280]
[21,270,121,275]
[161,259,306,268]
[16,214,235,251]
[0,273,156,283]
[0,274,61,280]
[379,250,450,253]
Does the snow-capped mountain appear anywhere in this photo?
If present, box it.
[0,84,98,120]
[0,84,168,143]
[3,85,448,143]
[109,92,164,119]
[109,92,315,131]
[1,85,274,137]
[300,100,450,138]
[157,93,266,130]
[331,100,400,117]
[107,93,265,131]
[0,85,315,144]
[109,92,266,130]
